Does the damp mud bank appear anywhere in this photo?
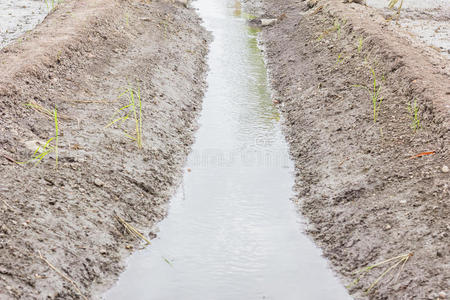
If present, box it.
[0,0,208,298]
[246,0,449,299]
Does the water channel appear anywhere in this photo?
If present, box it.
[106,1,351,299]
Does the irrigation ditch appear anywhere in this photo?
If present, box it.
[0,0,449,299]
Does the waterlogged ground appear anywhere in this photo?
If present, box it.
[0,0,49,49]
[366,0,450,58]
[106,0,350,299]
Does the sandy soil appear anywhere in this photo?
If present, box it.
[0,0,209,298]
[248,0,449,298]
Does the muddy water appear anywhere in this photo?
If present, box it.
[366,0,450,58]
[106,1,350,299]
[0,0,48,49]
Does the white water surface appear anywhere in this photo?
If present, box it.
[0,0,48,49]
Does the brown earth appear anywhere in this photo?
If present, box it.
[0,0,209,298]
[246,0,449,299]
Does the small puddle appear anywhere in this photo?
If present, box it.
[0,0,49,49]
[106,0,350,299]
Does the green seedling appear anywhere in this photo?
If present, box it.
[337,53,344,64]
[21,106,59,167]
[353,67,384,123]
[44,0,63,11]
[407,98,421,132]
[348,253,412,293]
[334,19,342,39]
[162,256,174,267]
[357,37,363,53]
[388,0,404,23]
[105,86,143,149]
[317,18,343,41]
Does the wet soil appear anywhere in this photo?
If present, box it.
[366,0,450,59]
[247,0,449,298]
[0,0,208,298]
[0,0,48,49]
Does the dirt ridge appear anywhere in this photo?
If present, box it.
[0,0,209,298]
[255,0,449,298]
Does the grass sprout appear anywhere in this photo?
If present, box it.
[44,0,63,11]
[388,0,404,23]
[353,67,384,123]
[317,18,343,41]
[105,86,143,149]
[348,253,413,293]
[407,98,421,132]
[334,19,342,39]
[162,256,174,267]
[357,36,363,53]
[21,107,59,167]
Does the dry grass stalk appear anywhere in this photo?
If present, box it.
[38,251,88,300]
[348,252,413,293]
[115,214,151,245]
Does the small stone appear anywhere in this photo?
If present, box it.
[125,245,133,250]
[439,291,447,299]
[94,178,104,187]
[1,225,10,235]
[399,199,407,204]
[436,251,443,257]
[307,0,319,8]
[307,224,319,234]
[260,19,277,27]
[384,224,392,230]
[100,248,107,255]
[442,165,449,173]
